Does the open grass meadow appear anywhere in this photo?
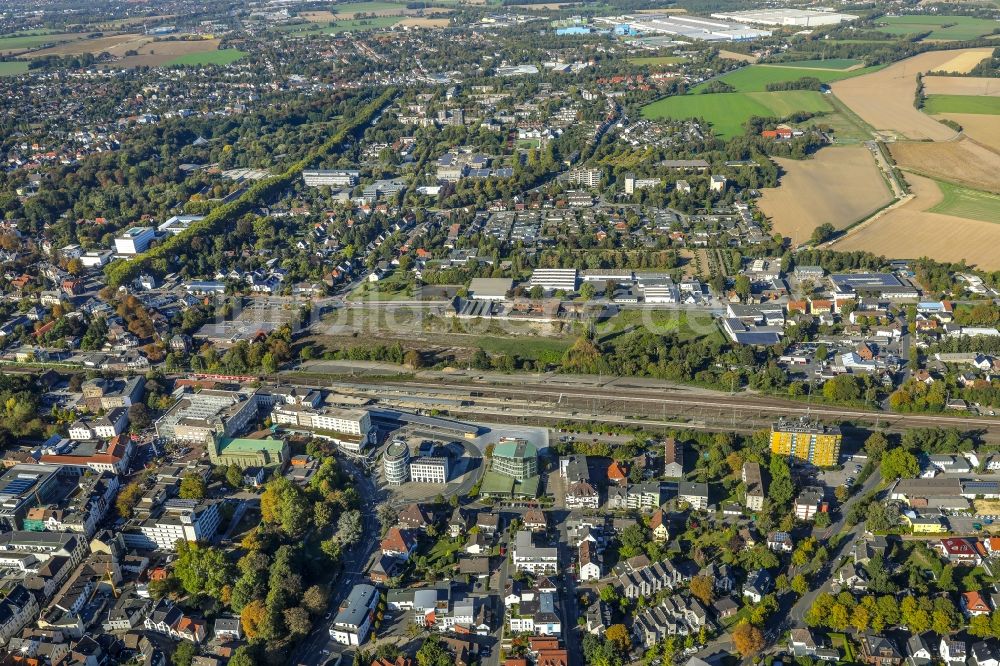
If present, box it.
[276,16,403,34]
[924,94,1000,115]
[165,48,246,67]
[0,61,28,76]
[642,90,833,138]
[771,58,862,70]
[692,63,882,93]
[875,15,1000,40]
[928,180,1000,223]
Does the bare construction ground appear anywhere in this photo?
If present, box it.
[831,48,993,140]
[832,173,1000,269]
[890,136,1000,193]
[924,75,1000,96]
[939,114,1000,152]
[758,146,893,243]
[397,17,451,27]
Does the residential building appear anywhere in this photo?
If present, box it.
[742,462,765,511]
[859,634,903,666]
[795,487,826,520]
[124,500,221,551]
[331,584,380,646]
[579,541,602,581]
[513,530,558,574]
[770,418,843,467]
[663,438,683,478]
[678,482,709,510]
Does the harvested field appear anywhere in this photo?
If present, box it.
[397,17,451,27]
[116,38,222,68]
[832,173,1000,269]
[27,33,149,58]
[695,63,879,93]
[923,75,1000,96]
[890,137,1000,193]
[758,146,893,244]
[938,113,1000,152]
[717,50,757,63]
[831,48,993,141]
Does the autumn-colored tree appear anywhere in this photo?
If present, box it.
[283,606,312,637]
[689,575,714,606]
[241,600,268,639]
[732,622,765,657]
[605,624,631,654]
[115,482,144,519]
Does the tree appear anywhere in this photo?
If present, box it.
[179,473,207,500]
[128,403,151,430]
[881,447,919,480]
[618,525,648,559]
[864,432,889,461]
[172,641,196,666]
[173,541,234,599]
[227,647,256,666]
[241,599,268,639]
[606,624,631,653]
[579,282,596,301]
[226,465,243,488]
[336,509,363,546]
[768,455,794,507]
[689,576,714,606]
[732,622,764,657]
[302,585,329,615]
[284,606,312,637]
[260,477,311,536]
[734,275,750,301]
[791,573,809,596]
[116,481,144,518]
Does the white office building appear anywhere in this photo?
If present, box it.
[410,457,448,484]
[383,440,410,485]
[126,500,221,551]
[303,170,360,187]
[114,227,156,255]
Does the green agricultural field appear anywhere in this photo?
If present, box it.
[771,58,862,70]
[924,94,1000,115]
[164,48,247,67]
[929,181,1000,223]
[277,16,402,33]
[875,15,999,40]
[629,55,683,67]
[642,90,833,138]
[0,61,28,77]
[329,1,408,13]
[0,32,78,52]
[693,63,881,93]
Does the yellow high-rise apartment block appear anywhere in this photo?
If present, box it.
[770,418,842,467]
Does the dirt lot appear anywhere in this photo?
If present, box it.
[831,47,993,140]
[938,113,1000,152]
[27,32,151,58]
[757,146,893,243]
[924,75,1000,96]
[831,173,1000,269]
[890,136,1000,193]
[116,38,222,67]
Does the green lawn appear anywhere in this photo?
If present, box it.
[642,90,833,138]
[597,309,722,342]
[165,48,247,67]
[475,335,571,365]
[0,61,28,77]
[875,15,1000,41]
[629,55,683,67]
[929,180,1000,223]
[924,94,1000,115]
[692,63,881,93]
[771,58,862,70]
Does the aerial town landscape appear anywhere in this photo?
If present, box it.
[1,0,1000,665]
